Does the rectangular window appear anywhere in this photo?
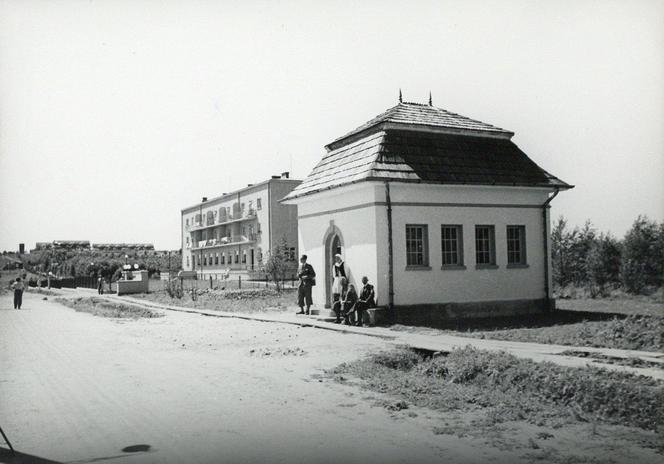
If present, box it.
[215,253,219,265]
[186,256,190,267]
[242,252,246,264]
[221,254,225,265]
[235,252,239,264]
[441,225,464,267]
[507,225,527,265]
[257,198,262,210]
[475,225,496,266]
[192,255,196,267]
[406,224,429,267]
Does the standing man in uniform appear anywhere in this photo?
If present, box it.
[296,254,316,315]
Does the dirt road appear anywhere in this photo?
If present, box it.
[2,293,662,464]
[0,293,504,464]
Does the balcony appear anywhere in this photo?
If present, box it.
[191,234,257,250]
[188,211,258,232]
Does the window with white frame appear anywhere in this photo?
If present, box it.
[406,224,429,267]
[441,225,464,266]
[257,198,262,210]
[475,225,496,266]
[507,225,527,265]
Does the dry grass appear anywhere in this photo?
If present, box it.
[56,297,164,319]
[328,346,664,432]
[452,315,664,352]
[132,287,297,313]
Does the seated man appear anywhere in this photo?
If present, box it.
[332,278,357,325]
[350,276,376,327]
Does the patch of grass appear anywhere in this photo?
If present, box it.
[132,288,297,313]
[457,315,664,352]
[56,297,164,319]
[328,346,664,431]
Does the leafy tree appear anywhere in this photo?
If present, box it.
[586,233,621,297]
[264,236,289,291]
[621,215,664,293]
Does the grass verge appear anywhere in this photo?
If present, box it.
[450,315,664,352]
[56,297,164,319]
[328,346,664,432]
[132,288,297,313]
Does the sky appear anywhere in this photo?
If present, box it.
[1,0,662,251]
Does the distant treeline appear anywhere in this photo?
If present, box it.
[552,215,664,296]
[25,248,182,280]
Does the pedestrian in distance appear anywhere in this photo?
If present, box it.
[296,254,316,315]
[97,274,104,295]
[11,277,24,310]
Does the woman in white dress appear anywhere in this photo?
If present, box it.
[331,254,347,303]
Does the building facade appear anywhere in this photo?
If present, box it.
[283,101,572,323]
[181,174,301,278]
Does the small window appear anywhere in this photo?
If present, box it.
[406,224,429,267]
[289,247,296,261]
[235,252,239,264]
[242,252,247,264]
[215,253,219,265]
[186,256,190,267]
[475,225,496,266]
[186,218,189,226]
[257,198,262,210]
[507,225,527,265]
[192,255,196,267]
[221,254,225,265]
[441,225,464,267]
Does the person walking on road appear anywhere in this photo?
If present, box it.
[296,255,316,315]
[11,277,24,309]
[97,274,104,295]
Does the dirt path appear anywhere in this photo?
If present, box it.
[89,290,664,380]
[0,293,526,464]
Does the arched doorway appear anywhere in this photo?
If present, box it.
[324,226,344,308]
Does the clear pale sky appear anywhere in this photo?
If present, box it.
[1,0,662,251]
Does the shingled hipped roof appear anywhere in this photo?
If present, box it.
[283,102,571,201]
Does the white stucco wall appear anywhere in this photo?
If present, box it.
[295,183,381,307]
[290,181,556,309]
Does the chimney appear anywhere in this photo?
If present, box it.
[202,197,208,202]
[271,175,280,179]
[281,171,289,179]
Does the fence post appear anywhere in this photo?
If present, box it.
[239,275,242,289]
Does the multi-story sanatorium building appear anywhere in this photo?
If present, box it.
[181,173,301,278]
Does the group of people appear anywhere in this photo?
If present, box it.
[295,253,376,327]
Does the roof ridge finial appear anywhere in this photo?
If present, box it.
[398,88,403,103]
[428,91,433,106]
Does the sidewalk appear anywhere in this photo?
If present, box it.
[66,288,664,380]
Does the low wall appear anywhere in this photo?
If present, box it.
[370,298,555,327]
[117,271,149,295]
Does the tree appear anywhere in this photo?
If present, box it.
[551,216,573,288]
[621,215,664,293]
[264,237,289,291]
[586,233,621,297]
